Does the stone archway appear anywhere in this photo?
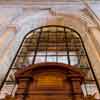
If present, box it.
[0,12,100,99]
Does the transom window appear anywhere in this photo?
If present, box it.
[17,26,86,67]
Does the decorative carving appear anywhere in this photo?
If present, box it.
[15,62,85,100]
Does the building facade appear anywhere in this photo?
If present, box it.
[0,0,100,99]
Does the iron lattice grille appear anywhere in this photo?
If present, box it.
[0,25,100,99]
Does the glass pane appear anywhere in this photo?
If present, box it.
[6,70,16,82]
[69,51,76,55]
[80,56,89,67]
[82,84,100,99]
[57,27,64,31]
[28,52,35,56]
[47,56,56,62]
[35,56,45,64]
[47,51,56,55]
[58,56,68,64]
[57,33,65,40]
[57,51,67,55]
[37,51,46,55]
[48,27,56,32]
[43,27,48,31]
[70,55,78,65]
[48,43,56,47]
[0,84,15,98]
[27,56,33,64]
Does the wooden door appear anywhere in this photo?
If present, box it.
[15,63,84,100]
[26,71,73,100]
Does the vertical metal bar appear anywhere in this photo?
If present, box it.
[45,31,49,62]
[56,27,58,62]
[78,55,80,65]
[32,28,43,64]
[64,27,70,64]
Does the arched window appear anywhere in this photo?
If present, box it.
[16,26,86,66]
[0,25,100,99]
